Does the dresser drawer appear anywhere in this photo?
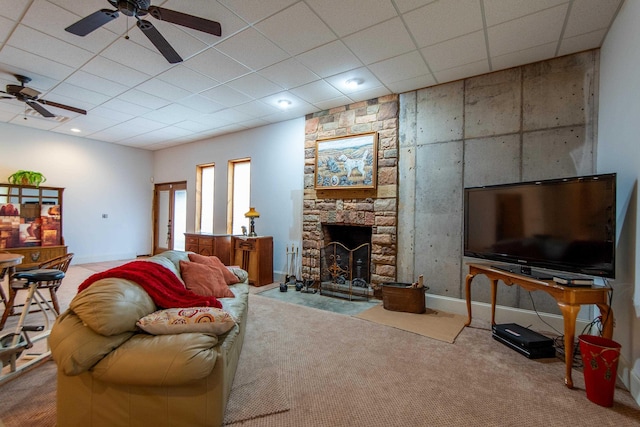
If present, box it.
[234,238,256,251]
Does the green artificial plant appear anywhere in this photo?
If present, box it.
[8,170,47,187]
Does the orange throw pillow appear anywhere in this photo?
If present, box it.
[188,253,240,285]
[179,261,234,298]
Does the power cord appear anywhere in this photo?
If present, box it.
[526,285,616,368]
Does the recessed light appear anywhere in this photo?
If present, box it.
[345,78,364,89]
[277,99,292,108]
[70,128,81,133]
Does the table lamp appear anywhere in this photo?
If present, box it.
[244,207,260,237]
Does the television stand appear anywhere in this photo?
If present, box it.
[464,263,614,389]
[490,265,553,280]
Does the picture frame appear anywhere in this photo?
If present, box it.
[315,132,378,190]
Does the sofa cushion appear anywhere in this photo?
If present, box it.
[137,307,235,335]
[91,333,219,386]
[50,310,134,376]
[70,278,156,336]
[188,253,239,284]
[179,260,235,298]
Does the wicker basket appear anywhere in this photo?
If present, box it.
[381,283,426,314]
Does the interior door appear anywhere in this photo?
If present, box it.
[153,182,187,255]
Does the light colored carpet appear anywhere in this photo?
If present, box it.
[355,305,467,343]
[2,264,640,426]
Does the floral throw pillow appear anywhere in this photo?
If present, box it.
[137,307,235,335]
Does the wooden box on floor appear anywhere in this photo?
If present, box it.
[381,283,426,313]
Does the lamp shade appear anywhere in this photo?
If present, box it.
[244,207,260,218]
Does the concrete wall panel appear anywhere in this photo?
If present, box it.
[416,81,464,145]
[464,134,521,187]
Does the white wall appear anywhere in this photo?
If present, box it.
[153,118,305,279]
[598,0,640,403]
[0,122,154,263]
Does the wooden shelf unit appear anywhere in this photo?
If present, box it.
[0,184,67,269]
[184,233,233,265]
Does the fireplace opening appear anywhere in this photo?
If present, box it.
[319,224,372,300]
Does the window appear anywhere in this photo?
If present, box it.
[228,159,251,235]
[197,164,215,233]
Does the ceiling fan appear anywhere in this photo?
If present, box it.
[0,75,87,118]
[65,0,222,64]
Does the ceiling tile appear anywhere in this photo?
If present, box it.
[143,103,202,125]
[558,29,607,56]
[259,58,319,89]
[184,48,251,83]
[368,50,430,85]
[386,74,437,95]
[233,100,280,118]
[564,0,622,38]
[0,45,76,80]
[403,0,483,48]
[135,78,192,102]
[63,70,129,97]
[227,73,283,99]
[483,0,567,27]
[8,25,94,68]
[433,60,490,85]
[80,56,150,87]
[0,0,30,21]
[491,43,557,72]
[313,95,354,111]
[102,98,152,116]
[176,94,226,114]
[421,31,486,72]
[290,80,343,104]
[89,105,135,123]
[123,19,209,61]
[0,15,15,44]
[53,114,120,134]
[218,0,299,25]
[343,17,416,65]
[157,65,219,93]
[48,82,111,105]
[306,0,398,37]
[116,89,171,110]
[100,37,172,76]
[488,4,568,57]
[200,84,253,107]
[215,27,289,70]
[256,2,336,56]
[324,67,383,95]
[21,0,119,53]
[296,40,363,78]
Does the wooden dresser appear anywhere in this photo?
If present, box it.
[184,233,232,265]
[231,236,273,287]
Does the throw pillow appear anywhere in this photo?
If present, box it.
[137,307,235,335]
[188,253,240,285]
[179,260,234,298]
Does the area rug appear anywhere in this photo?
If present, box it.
[355,305,467,343]
[258,286,379,316]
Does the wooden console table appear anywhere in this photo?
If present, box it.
[232,236,273,287]
[464,263,613,389]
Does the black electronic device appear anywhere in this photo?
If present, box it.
[464,173,616,278]
[492,323,556,359]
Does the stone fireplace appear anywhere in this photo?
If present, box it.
[302,95,399,295]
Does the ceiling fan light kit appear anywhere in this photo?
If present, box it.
[65,0,222,64]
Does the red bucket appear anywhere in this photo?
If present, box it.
[579,335,621,407]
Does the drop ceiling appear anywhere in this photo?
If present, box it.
[0,0,624,150]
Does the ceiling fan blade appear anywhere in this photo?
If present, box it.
[147,6,221,36]
[65,9,119,36]
[39,99,87,115]
[137,19,183,64]
[26,100,55,118]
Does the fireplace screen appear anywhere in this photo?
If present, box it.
[320,241,372,300]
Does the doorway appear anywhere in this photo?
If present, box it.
[153,182,187,255]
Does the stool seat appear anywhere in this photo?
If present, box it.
[12,269,65,285]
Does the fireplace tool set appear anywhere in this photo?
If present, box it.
[280,244,316,293]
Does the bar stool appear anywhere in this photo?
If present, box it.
[0,252,73,330]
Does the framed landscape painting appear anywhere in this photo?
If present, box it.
[315,132,378,190]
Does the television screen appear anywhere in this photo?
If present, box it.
[464,174,616,278]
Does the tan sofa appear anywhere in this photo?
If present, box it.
[49,250,249,427]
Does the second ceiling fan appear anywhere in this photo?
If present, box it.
[65,0,222,64]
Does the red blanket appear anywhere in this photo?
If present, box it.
[78,260,222,309]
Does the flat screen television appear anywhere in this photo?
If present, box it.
[464,173,616,278]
